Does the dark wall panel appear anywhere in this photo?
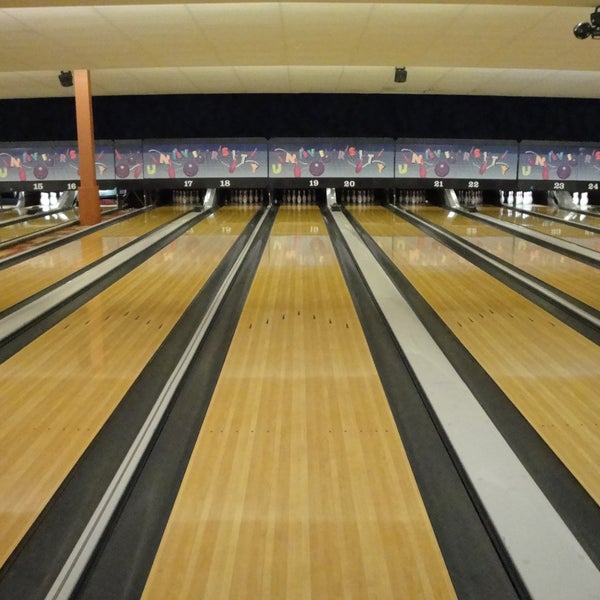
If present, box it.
[0,94,598,142]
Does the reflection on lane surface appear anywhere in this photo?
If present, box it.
[478,205,600,252]
[349,204,600,504]
[0,206,192,313]
[404,204,600,311]
[142,206,457,600]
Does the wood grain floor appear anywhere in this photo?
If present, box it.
[0,206,256,569]
[351,205,600,504]
[0,206,188,313]
[407,205,600,311]
[142,206,457,600]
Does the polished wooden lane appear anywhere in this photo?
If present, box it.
[406,205,600,311]
[142,206,456,600]
[0,207,30,223]
[477,205,600,252]
[351,205,600,504]
[0,209,80,243]
[0,209,127,262]
[0,207,77,225]
[527,204,600,227]
[0,206,189,313]
[0,206,257,569]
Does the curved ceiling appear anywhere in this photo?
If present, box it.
[0,1,598,99]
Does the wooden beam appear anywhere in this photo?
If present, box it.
[74,69,101,226]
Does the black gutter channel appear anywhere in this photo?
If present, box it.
[72,207,276,600]
[0,206,152,271]
[0,207,273,600]
[396,206,600,346]
[0,208,214,365]
[343,205,600,572]
[321,206,526,600]
[438,205,600,269]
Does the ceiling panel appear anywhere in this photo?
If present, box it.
[186,3,286,65]
[0,1,597,99]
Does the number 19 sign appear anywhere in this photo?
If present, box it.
[268,138,395,188]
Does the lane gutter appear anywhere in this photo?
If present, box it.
[322,206,524,600]
[43,206,272,600]
[0,206,151,270]
[0,208,267,599]
[396,205,600,343]
[0,209,213,363]
[337,207,600,600]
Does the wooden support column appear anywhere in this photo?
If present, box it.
[74,69,101,226]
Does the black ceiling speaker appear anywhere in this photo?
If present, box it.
[58,70,73,87]
[394,67,407,83]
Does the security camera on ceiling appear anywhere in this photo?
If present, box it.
[573,6,600,39]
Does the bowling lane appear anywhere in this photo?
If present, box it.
[526,204,600,228]
[0,207,29,223]
[0,206,189,313]
[142,206,456,600]
[350,205,600,504]
[478,205,600,252]
[0,209,80,243]
[406,205,600,312]
[0,206,257,569]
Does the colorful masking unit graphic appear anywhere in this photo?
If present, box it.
[142,139,268,180]
[269,139,394,179]
[575,144,600,183]
[0,141,115,187]
[518,142,581,182]
[113,140,143,181]
[396,139,518,182]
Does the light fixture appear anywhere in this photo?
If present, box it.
[573,6,600,39]
[58,70,73,87]
[394,67,407,83]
